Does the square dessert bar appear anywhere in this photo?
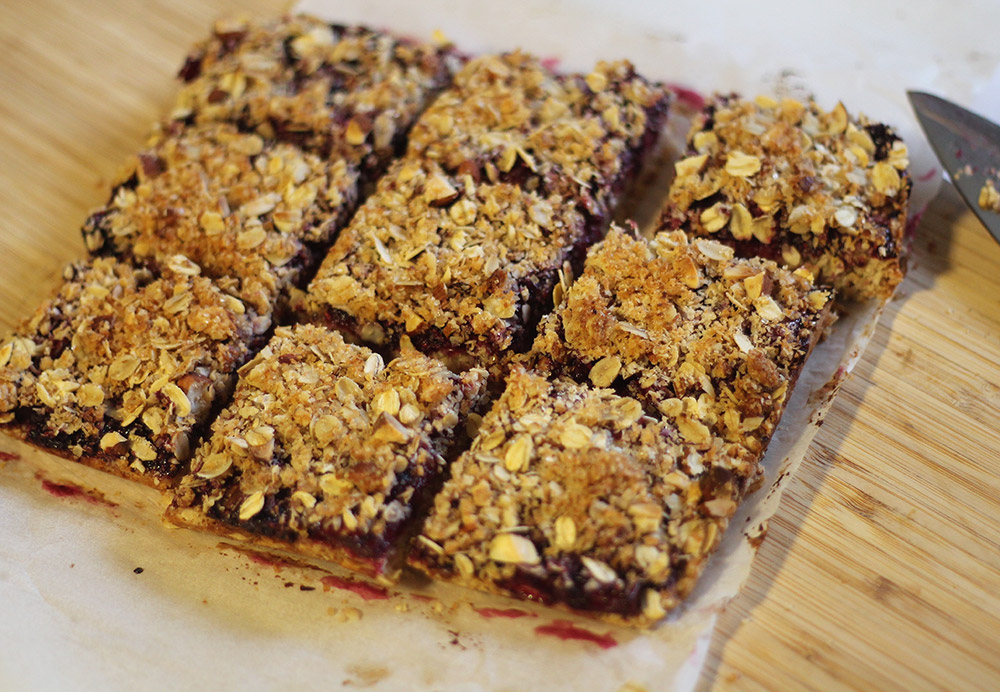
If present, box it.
[659,94,911,301]
[166,324,488,581]
[410,368,759,626]
[406,52,670,225]
[83,122,359,315]
[303,158,587,373]
[172,15,459,173]
[0,257,268,486]
[529,226,833,462]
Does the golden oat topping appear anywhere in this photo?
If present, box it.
[172,15,458,170]
[660,95,910,300]
[530,226,832,456]
[304,158,586,366]
[0,257,267,483]
[407,53,669,219]
[83,122,359,315]
[412,369,755,625]
[168,324,488,577]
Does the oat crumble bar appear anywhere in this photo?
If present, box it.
[83,122,359,315]
[407,52,670,225]
[172,15,458,173]
[303,158,588,372]
[411,368,759,626]
[659,95,910,300]
[166,324,488,580]
[529,226,833,462]
[0,257,267,485]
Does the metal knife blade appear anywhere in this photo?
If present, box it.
[907,91,1000,245]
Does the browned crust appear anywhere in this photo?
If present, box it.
[659,94,910,301]
[164,504,401,581]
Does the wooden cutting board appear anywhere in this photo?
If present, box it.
[1,1,998,690]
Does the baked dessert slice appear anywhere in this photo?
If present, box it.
[302,158,587,373]
[82,121,358,315]
[659,95,910,301]
[528,226,833,462]
[172,15,458,173]
[0,257,268,486]
[165,324,488,581]
[406,52,670,227]
[410,368,759,627]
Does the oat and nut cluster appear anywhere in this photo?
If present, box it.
[660,94,911,300]
[0,14,909,624]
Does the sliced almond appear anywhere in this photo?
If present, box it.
[743,272,765,301]
[371,412,411,444]
[559,422,593,449]
[239,491,265,521]
[554,516,576,550]
[581,556,617,585]
[725,151,761,177]
[161,382,191,417]
[753,295,785,321]
[99,431,126,450]
[588,355,622,388]
[196,452,232,479]
[489,533,539,565]
[504,435,533,473]
[674,153,707,178]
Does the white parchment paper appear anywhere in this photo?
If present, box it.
[2,1,998,690]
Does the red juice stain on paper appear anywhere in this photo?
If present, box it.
[534,620,617,649]
[0,451,20,462]
[321,574,389,601]
[39,477,116,507]
[918,167,938,182]
[666,83,705,111]
[540,56,562,72]
[473,606,537,619]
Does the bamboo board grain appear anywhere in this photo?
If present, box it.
[1,1,999,691]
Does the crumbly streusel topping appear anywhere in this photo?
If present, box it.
[169,324,487,560]
[172,15,458,171]
[530,226,831,457]
[412,368,756,624]
[0,257,267,481]
[407,52,669,220]
[660,95,910,300]
[83,122,359,314]
[304,158,586,364]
